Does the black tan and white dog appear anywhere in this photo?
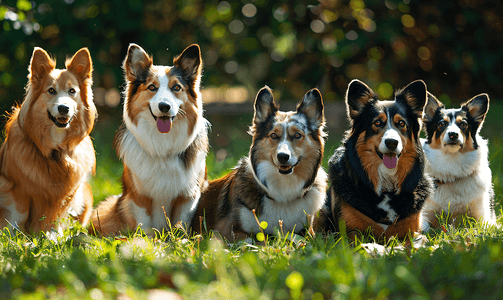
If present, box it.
[327,79,432,241]
[191,86,327,240]
[421,92,495,228]
[89,44,209,235]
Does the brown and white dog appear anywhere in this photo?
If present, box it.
[0,47,96,232]
[191,86,327,241]
[89,44,209,235]
[421,93,496,228]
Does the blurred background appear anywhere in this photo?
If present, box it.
[0,0,502,204]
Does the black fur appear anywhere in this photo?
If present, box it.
[423,93,488,150]
[327,80,432,233]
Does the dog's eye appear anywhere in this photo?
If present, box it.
[171,84,181,92]
[69,88,76,95]
[148,84,158,91]
[398,120,406,127]
[438,121,447,129]
[373,119,383,127]
[48,88,56,95]
[270,133,278,140]
[294,132,302,139]
[460,122,468,129]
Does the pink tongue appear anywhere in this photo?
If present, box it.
[383,155,397,169]
[157,118,171,133]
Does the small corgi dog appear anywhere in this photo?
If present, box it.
[89,44,209,235]
[0,47,96,232]
[191,86,327,241]
[421,93,496,227]
[327,79,432,241]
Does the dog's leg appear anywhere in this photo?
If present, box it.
[338,201,385,241]
[77,182,94,227]
[384,212,421,240]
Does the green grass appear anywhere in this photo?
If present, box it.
[2,102,503,299]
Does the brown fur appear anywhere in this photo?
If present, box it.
[191,87,327,241]
[339,197,420,241]
[89,44,208,236]
[0,47,96,232]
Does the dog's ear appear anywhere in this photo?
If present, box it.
[345,79,376,121]
[462,93,489,128]
[66,48,93,83]
[123,44,153,83]
[253,86,277,124]
[173,44,202,86]
[29,47,56,84]
[423,92,443,121]
[397,80,427,117]
[297,88,324,129]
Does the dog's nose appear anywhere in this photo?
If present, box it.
[277,153,290,164]
[448,132,458,140]
[58,105,69,115]
[385,139,398,150]
[159,102,171,113]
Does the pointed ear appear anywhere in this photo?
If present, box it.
[253,86,277,124]
[173,44,202,85]
[66,48,93,83]
[396,80,427,117]
[29,47,56,83]
[423,92,443,121]
[297,88,324,128]
[123,44,152,82]
[462,93,489,126]
[345,79,376,121]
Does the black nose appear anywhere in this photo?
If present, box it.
[448,132,459,140]
[385,139,398,150]
[159,102,171,113]
[277,153,290,164]
[58,105,69,115]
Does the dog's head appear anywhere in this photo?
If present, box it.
[16,47,95,153]
[423,92,489,154]
[344,79,426,194]
[346,79,426,170]
[249,86,325,192]
[122,44,203,155]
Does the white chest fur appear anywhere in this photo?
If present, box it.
[119,128,206,228]
[239,175,326,235]
[421,137,494,224]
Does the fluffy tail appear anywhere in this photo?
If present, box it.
[88,195,124,236]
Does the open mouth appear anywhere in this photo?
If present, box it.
[149,106,174,133]
[277,160,299,175]
[278,165,293,175]
[48,111,72,128]
[376,149,401,169]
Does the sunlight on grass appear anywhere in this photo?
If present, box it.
[1,106,501,298]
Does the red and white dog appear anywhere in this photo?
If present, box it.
[0,47,96,232]
[90,44,209,235]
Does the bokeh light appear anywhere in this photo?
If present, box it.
[242,3,257,18]
[310,20,325,33]
[401,14,415,28]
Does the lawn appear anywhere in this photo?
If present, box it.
[1,100,503,299]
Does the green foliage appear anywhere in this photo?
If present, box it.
[1,0,502,108]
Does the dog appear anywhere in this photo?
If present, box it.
[327,79,432,241]
[191,86,327,241]
[89,44,209,235]
[421,92,496,228]
[0,47,96,232]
